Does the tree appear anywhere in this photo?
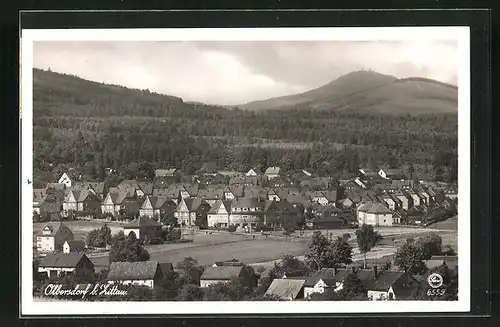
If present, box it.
[86,229,99,248]
[162,214,178,227]
[355,224,382,268]
[203,279,248,301]
[109,232,150,263]
[227,225,237,234]
[269,254,308,279]
[339,272,366,299]
[416,233,442,260]
[394,239,427,274]
[176,284,204,301]
[305,232,353,271]
[176,257,204,285]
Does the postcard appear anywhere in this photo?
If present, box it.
[20,26,470,315]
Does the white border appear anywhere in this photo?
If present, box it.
[21,27,470,315]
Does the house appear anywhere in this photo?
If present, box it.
[36,222,74,253]
[139,195,177,220]
[443,186,458,200]
[353,177,367,189]
[175,197,211,226]
[33,188,47,214]
[62,240,85,253]
[380,192,398,211]
[308,191,329,206]
[200,266,253,288]
[243,185,268,200]
[365,203,393,226]
[307,206,344,229]
[378,168,404,180]
[264,166,281,179]
[303,268,349,298]
[197,189,224,206]
[229,197,265,229]
[391,179,415,191]
[425,255,458,271]
[264,278,306,300]
[357,202,375,226]
[122,216,162,241]
[101,190,135,216]
[359,168,379,178]
[394,191,412,210]
[263,200,301,228]
[155,168,177,178]
[57,172,78,188]
[72,181,106,200]
[62,189,101,214]
[246,167,262,176]
[286,194,310,209]
[159,262,175,277]
[207,200,232,228]
[360,267,420,300]
[212,259,245,267]
[38,253,94,279]
[229,175,267,187]
[107,261,163,288]
[223,185,244,200]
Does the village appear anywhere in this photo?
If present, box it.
[32,165,458,301]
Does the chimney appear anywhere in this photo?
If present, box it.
[373,265,378,279]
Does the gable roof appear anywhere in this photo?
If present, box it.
[265,166,281,175]
[231,197,263,210]
[37,222,73,237]
[426,255,458,270]
[182,197,208,212]
[200,266,246,280]
[159,262,174,274]
[39,253,91,268]
[138,182,154,195]
[365,271,406,291]
[208,200,232,214]
[367,203,392,214]
[123,216,161,228]
[224,185,245,197]
[357,202,374,212]
[265,278,305,300]
[304,268,338,287]
[107,261,160,280]
[64,240,86,252]
[33,189,47,204]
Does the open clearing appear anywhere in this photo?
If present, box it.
[34,219,457,271]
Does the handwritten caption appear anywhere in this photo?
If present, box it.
[44,283,128,299]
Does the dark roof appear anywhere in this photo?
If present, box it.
[213,259,245,267]
[304,268,338,287]
[65,240,85,252]
[427,255,458,270]
[39,253,92,268]
[366,271,406,291]
[107,261,160,281]
[138,182,154,195]
[46,183,65,191]
[123,216,161,228]
[200,266,246,280]
[367,203,392,214]
[357,202,374,212]
[158,262,174,274]
[208,200,232,214]
[182,197,208,212]
[231,197,263,209]
[197,189,224,200]
[37,222,73,237]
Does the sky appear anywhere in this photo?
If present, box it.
[33,40,458,105]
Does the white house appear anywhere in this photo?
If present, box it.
[303,268,349,298]
[207,200,232,228]
[58,172,75,188]
[365,203,393,226]
[200,266,253,288]
[357,202,374,226]
[264,166,281,179]
[245,167,262,177]
[36,222,74,253]
[63,240,85,253]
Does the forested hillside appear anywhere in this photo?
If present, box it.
[32,68,458,187]
[239,70,458,114]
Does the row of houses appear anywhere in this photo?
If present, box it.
[36,254,457,301]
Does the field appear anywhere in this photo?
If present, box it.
[34,218,458,272]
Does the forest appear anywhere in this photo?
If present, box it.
[32,69,458,187]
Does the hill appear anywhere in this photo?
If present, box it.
[239,70,458,114]
[32,68,457,188]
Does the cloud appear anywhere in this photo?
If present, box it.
[33,40,458,105]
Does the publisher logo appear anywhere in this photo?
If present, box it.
[427,273,443,289]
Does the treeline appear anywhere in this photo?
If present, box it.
[32,69,458,186]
